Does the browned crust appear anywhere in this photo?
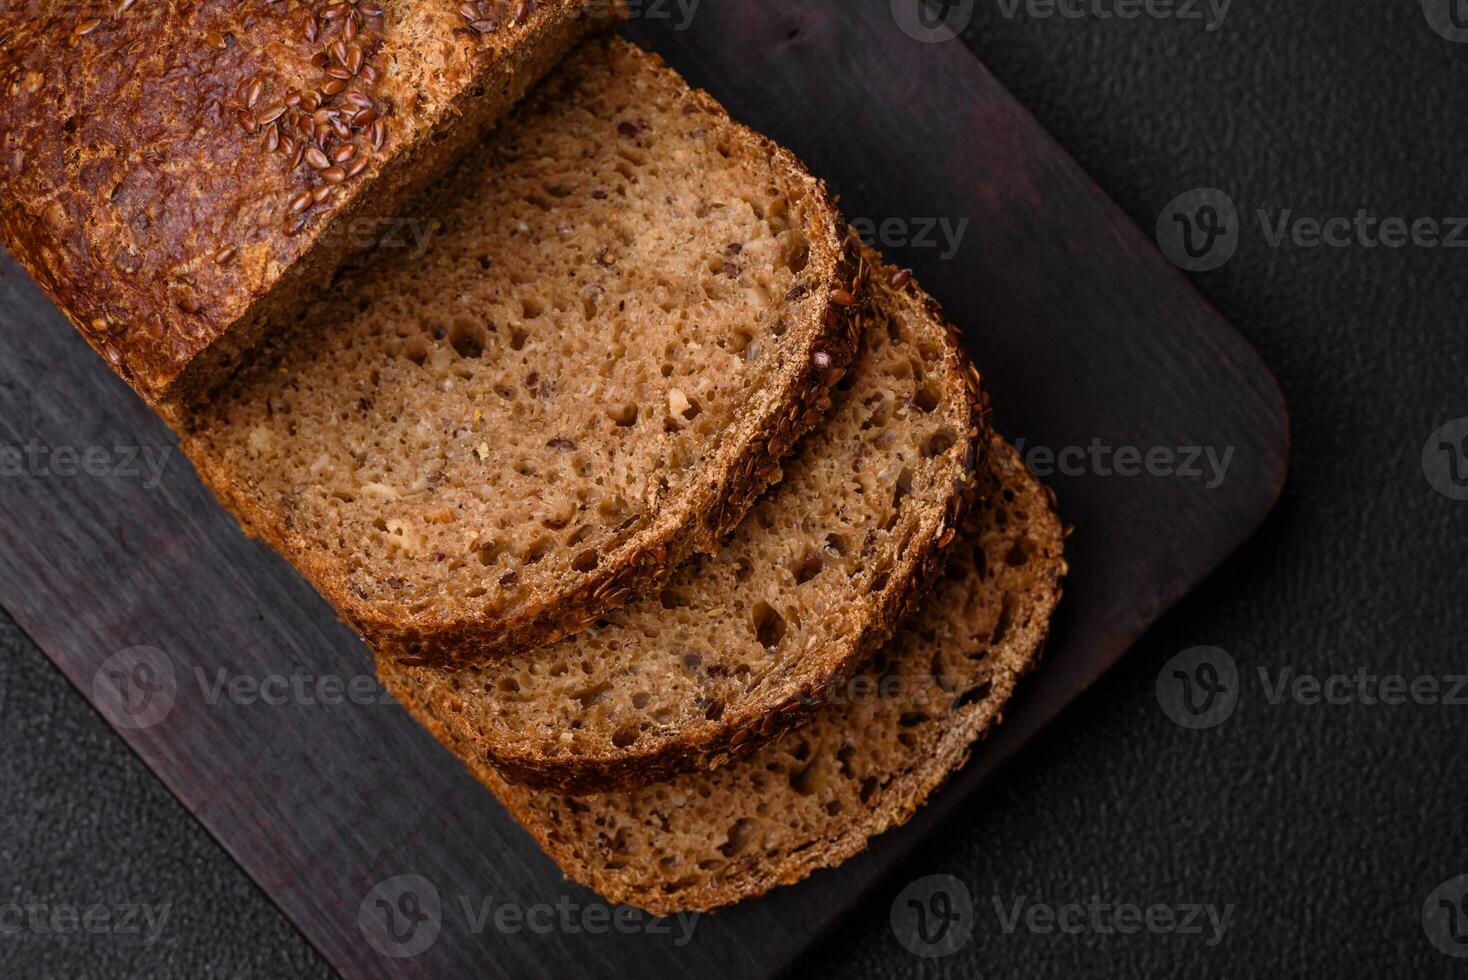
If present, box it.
[0,0,615,424]
[476,248,994,793]
[186,37,868,668]
[379,435,1068,915]
[606,445,1067,915]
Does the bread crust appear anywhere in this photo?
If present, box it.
[185,37,867,667]
[0,0,613,423]
[446,249,993,793]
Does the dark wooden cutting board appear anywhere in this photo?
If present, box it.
[0,3,1287,977]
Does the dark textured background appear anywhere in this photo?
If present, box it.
[4,1,1466,977]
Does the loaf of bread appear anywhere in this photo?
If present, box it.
[0,0,613,421]
[382,429,1065,914]
[388,250,988,794]
[182,37,863,667]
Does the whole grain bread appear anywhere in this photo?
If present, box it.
[390,251,987,794]
[0,0,614,422]
[182,37,864,667]
[381,432,1065,914]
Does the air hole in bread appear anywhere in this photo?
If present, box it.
[923,428,957,458]
[788,763,817,796]
[521,538,551,565]
[751,602,787,649]
[401,335,430,366]
[718,818,753,857]
[477,538,508,566]
[449,320,487,359]
[988,593,1016,645]
[791,549,823,585]
[575,682,613,710]
[914,383,941,413]
[952,679,993,710]
[783,234,810,273]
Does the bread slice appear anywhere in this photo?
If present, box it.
[380,431,1065,914]
[0,0,615,422]
[388,250,988,794]
[181,37,863,667]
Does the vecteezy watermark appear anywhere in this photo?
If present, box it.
[1158,187,1468,271]
[90,647,400,731]
[1156,646,1239,730]
[315,215,436,260]
[1156,188,1241,271]
[195,666,395,708]
[1256,210,1468,250]
[994,0,1232,32]
[0,899,171,945]
[359,876,442,960]
[1423,418,1468,501]
[357,875,699,959]
[992,895,1235,946]
[1012,437,1236,489]
[849,217,970,261]
[1257,667,1468,708]
[1159,646,1468,729]
[1422,0,1468,43]
[584,0,700,29]
[1424,874,1468,958]
[92,646,178,731]
[892,0,977,42]
[891,875,975,957]
[0,440,172,489]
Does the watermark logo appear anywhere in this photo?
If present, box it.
[0,441,173,489]
[1156,646,1238,730]
[1422,0,1468,42]
[195,665,395,708]
[1012,437,1235,489]
[0,899,171,944]
[1423,875,1468,957]
[357,876,699,958]
[1162,650,1467,729]
[91,646,176,731]
[993,895,1234,945]
[850,216,970,261]
[359,875,443,959]
[893,0,976,42]
[1160,188,1468,270]
[994,0,1232,32]
[891,874,975,957]
[1423,418,1468,501]
[1156,188,1240,272]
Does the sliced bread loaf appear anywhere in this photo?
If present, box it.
[388,250,987,794]
[380,431,1065,914]
[0,0,613,421]
[182,37,863,667]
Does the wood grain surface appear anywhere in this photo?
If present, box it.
[0,3,1287,977]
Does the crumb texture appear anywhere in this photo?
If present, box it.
[397,254,984,792]
[186,37,852,662]
[448,435,1065,915]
